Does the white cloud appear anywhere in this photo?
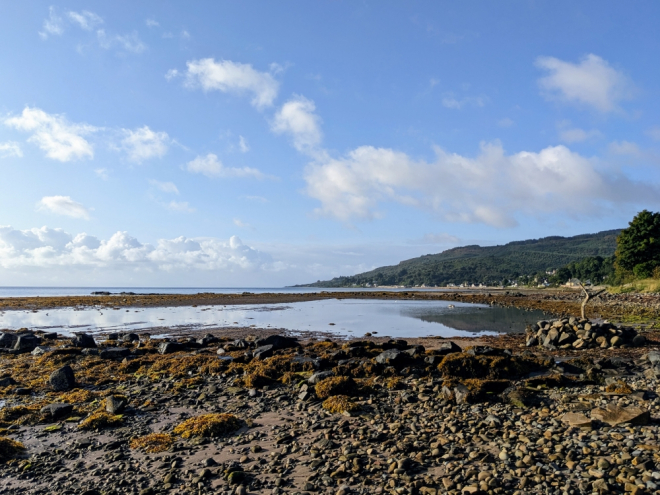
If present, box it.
[146,19,159,28]
[271,95,323,153]
[149,179,179,194]
[165,69,180,81]
[536,54,634,112]
[244,195,268,203]
[304,141,658,227]
[182,58,279,109]
[67,10,103,31]
[95,168,109,180]
[37,196,90,220]
[120,126,169,163]
[0,142,23,158]
[238,135,249,153]
[39,7,64,39]
[646,126,660,142]
[608,140,642,156]
[233,219,254,230]
[558,127,602,143]
[4,107,96,162]
[166,201,195,213]
[97,29,147,54]
[498,118,514,128]
[0,227,276,275]
[184,153,269,179]
[441,94,486,110]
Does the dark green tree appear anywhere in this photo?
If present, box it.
[615,210,660,279]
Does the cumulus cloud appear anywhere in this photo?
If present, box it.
[182,58,279,109]
[4,107,96,161]
[120,126,169,162]
[184,153,269,179]
[536,54,635,112]
[608,140,642,156]
[233,219,254,230]
[67,10,103,30]
[39,7,64,39]
[271,95,323,153]
[37,196,90,220]
[304,141,659,227]
[0,142,22,158]
[149,179,179,194]
[0,226,276,274]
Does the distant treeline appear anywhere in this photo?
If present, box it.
[301,230,621,288]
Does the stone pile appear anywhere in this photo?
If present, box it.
[525,317,645,350]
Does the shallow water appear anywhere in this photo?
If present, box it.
[0,299,547,339]
[0,286,451,298]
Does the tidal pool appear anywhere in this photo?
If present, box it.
[0,299,547,339]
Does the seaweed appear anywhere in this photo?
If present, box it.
[322,395,360,414]
[173,413,241,438]
[315,376,358,399]
[130,433,174,453]
[0,437,25,462]
[78,411,123,430]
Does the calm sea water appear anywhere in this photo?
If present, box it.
[0,286,450,298]
[0,298,546,339]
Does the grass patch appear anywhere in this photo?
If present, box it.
[173,413,241,439]
[608,278,660,294]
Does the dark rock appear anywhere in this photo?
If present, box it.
[434,341,462,355]
[0,376,17,387]
[632,334,646,347]
[466,346,500,356]
[72,333,96,348]
[0,333,17,348]
[81,348,100,356]
[158,342,185,354]
[308,371,334,384]
[100,347,131,359]
[106,333,119,341]
[382,339,408,350]
[122,333,139,343]
[105,396,126,414]
[403,345,425,358]
[13,334,41,353]
[49,365,75,391]
[42,332,58,340]
[253,345,274,360]
[254,335,298,350]
[40,403,74,419]
[375,349,407,365]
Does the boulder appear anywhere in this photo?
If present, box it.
[0,376,17,387]
[375,349,406,365]
[40,403,73,420]
[590,404,650,426]
[100,347,131,359]
[122,333,140,343]
[253,345,274,360]
[308,371,334,385]
[403,345,425,358]
[49,365,75,391]
[13,334,41,353]
[158,342,185,354]
[31,346,50,356]
[454,384,470,404]
[254,335,298,350]
[72,333,96,348]
[647,351,660,365]
[434,341,462,355]
[561,412,593,428]
[0,333,17,348]
[105,396,126,414]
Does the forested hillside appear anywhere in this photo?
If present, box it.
[302,230,620,287]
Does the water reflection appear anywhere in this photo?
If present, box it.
[0,299,546,339]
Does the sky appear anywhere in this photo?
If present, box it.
[1,1,660,287]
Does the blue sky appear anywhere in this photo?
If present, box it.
[1,1,660,286]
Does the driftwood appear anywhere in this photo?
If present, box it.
[579,282,606,319]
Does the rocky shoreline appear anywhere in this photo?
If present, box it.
[0,316,660,495]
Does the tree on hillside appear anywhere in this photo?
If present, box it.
[615,210,660,279]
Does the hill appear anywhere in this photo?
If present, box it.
[301,229,621,287]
